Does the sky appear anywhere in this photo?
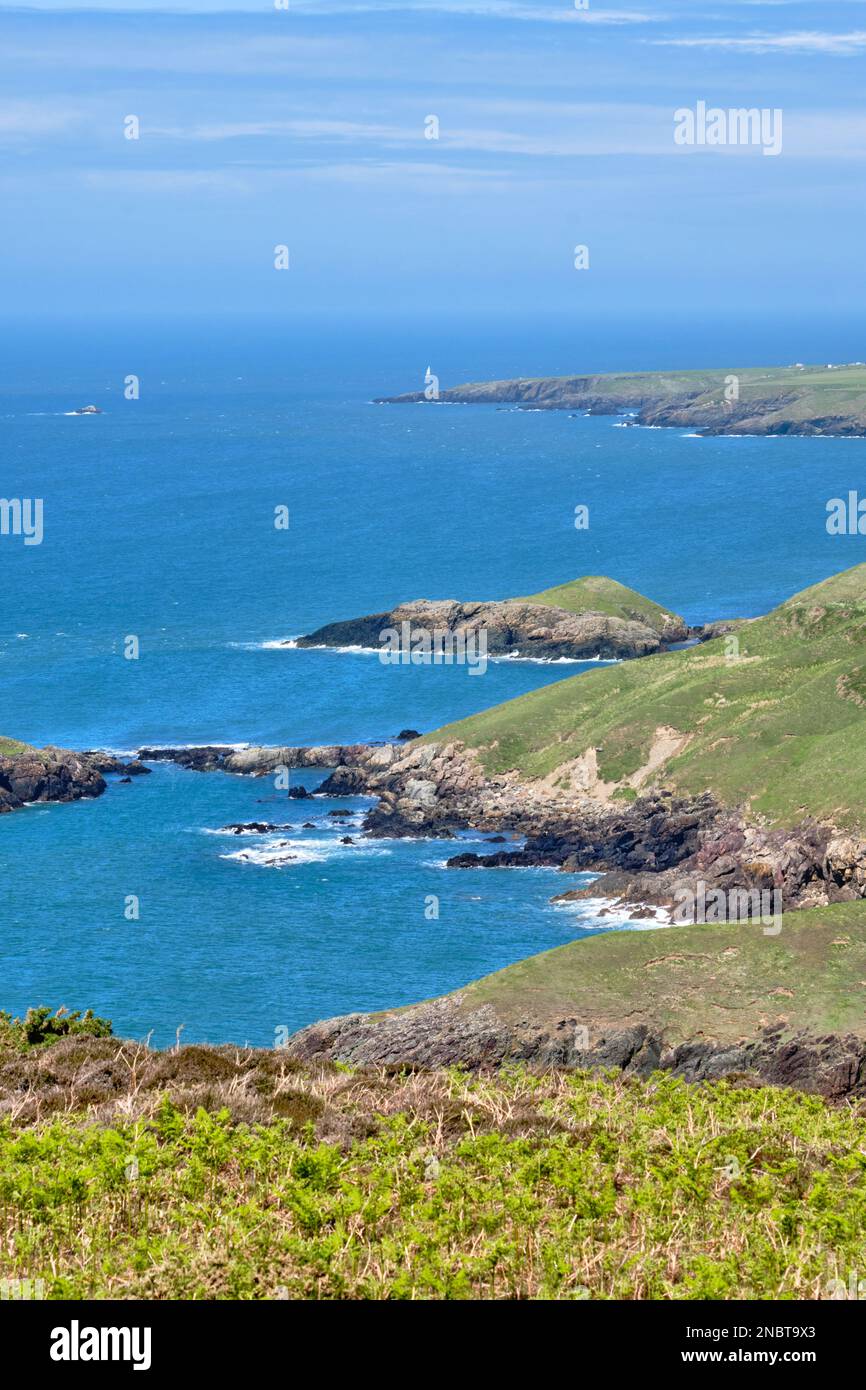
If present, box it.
[0,0,864,316]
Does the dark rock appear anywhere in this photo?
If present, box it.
[284,999,866,1099]
[220,822,294,835]
[396,729,421,741]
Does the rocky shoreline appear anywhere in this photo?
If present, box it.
[9,728,866,1090]
[135,737,866,915]
[0,745,106,814]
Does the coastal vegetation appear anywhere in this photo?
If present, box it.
[1,1022,865,1300]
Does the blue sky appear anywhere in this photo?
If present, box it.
[1,0,864,316]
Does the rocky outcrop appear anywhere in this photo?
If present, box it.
[0,746,107,814]
[82,752,151,777]
[694,618,752,643]
[137,743,364,775]
[296,597,688,661]
[285,998,866,1099]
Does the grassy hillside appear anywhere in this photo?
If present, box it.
[424,563,866,831]
[2,1027,865,1299]
[520,575,683,634]
[464,901,866,1044]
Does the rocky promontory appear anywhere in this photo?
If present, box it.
[295,577,689,662]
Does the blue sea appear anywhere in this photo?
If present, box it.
[2,312,864,1046]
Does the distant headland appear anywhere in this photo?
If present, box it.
[376,363,866,437]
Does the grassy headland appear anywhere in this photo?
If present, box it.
[463,901,866,1045]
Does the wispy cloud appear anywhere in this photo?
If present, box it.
[8,0,659,19]
[651,30,866,56]
[289,1,658,21]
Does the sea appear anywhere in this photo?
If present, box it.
[1,311,864,1046]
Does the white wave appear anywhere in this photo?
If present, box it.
[245,638,383,655]
[490,651,619,666]
[226,638,298,651]
[142,740,251,752]
[290,642,381,656]
[554,895,673,930]
[249,643,620,666]
[221,835,391,868]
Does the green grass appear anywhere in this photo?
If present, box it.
[461,901,866,1044]
[0,737,30,759]
[519,575,683,634]
[423,562,866,831]
[2,1063,865,1300]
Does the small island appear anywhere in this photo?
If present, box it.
[295,575,690,662]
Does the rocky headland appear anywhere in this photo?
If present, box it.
[375,363,866,438]
[283,902,866,1099]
